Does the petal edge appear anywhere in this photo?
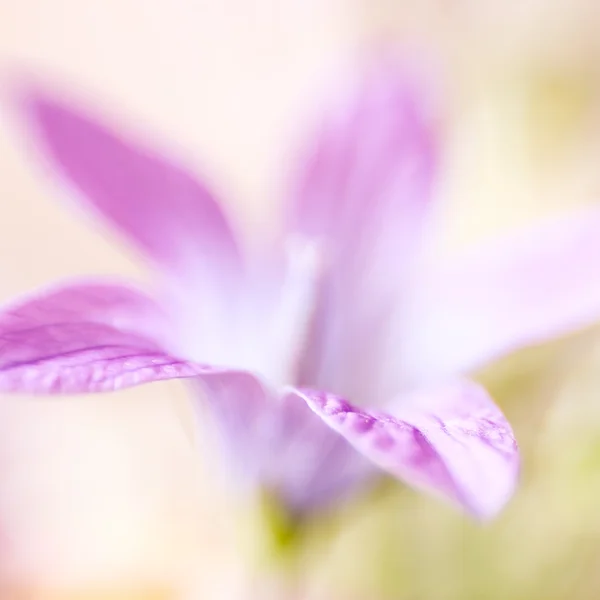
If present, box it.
[297,380,519,520]
[0,280,212,394]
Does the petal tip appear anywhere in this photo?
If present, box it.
[300,381,521,521]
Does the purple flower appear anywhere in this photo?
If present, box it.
[2,59,600,522]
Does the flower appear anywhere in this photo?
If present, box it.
[2,58,600,523]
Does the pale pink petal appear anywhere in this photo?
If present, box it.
[169,245,324,386]
[288,58,437,251]
[296,379,519,519]
[400,206,600,384]
[17,87,242,281]
[0,280,214,393]
[192,372,375,515]
[287,58,439,401]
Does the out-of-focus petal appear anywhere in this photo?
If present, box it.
[192,372,375,516]
[399,206,600,384]
[17,87,242,282]
[0,280,214,393]
[287,58,439,400]
[287,58,436,253]
[296,379,519,519]
[172,242,323,387]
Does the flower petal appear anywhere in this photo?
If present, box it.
[287,57,437,253]
[286,58,439,399]
[0,280,212,393]
[192,372,375,516]
[296,379,519,519]
[399,206,600,384]
[17,86,242,281]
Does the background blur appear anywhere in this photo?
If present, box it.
[2,1,600,598]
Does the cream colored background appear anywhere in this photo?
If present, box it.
[2,1,600,599]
